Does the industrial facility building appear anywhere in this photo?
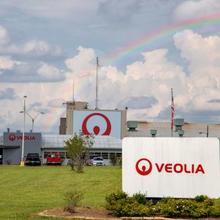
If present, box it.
[0,131,41,165]
[1,100,220,165]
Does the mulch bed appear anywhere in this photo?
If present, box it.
[38,207,220,220]
[38,207,119,219]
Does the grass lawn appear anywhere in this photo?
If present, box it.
[0,166,219,220]
[0,165,121,220]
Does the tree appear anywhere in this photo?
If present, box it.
[64,133,93,173]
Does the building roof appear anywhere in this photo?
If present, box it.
[127,121,220,137]
[41,134,122,149]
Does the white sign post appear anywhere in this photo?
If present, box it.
[123,137,220,198]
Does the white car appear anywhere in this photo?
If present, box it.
[91,157,104,166]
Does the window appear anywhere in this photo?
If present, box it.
[101,153,108,159]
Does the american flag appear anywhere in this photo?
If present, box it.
[171,88,175,131]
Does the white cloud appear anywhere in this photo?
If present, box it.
[0,56,15,70]
[48,98,65,108]
[174,0,220,20]
[0,1,98,20]
[1,40,62,57]
[0,25,62,58]
[174,30,220,68]
[0,25,9,45]
[23,40,62,57]
[1,29,220,132]
[174,30,220,112]
[64,46,186,118]
[65,46,96,78]
[37,63,64,81]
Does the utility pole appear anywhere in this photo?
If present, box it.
[206,125,209,137]
[171,88,175,137]
[25,111,45,132]
[95,56,99,109]
[20,95,27,166]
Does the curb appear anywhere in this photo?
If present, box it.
[38,209,173,220]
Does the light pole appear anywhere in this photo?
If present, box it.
[26,112,45,132]
[20,95,27,166]
[198,125,209,137]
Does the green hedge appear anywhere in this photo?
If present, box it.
[106,192,220,218]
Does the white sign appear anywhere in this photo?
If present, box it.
[73,110,121,138]
[123,137,220,198]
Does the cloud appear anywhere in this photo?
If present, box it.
[1,28,220,132]
[98,0,141,23]
[0,1,98,20]
[0,88,17,100]
[0,56,16,70]
[118,96,158,109]
[0,40,63,58]
[37,63,64,81]
[65,46,96,78]
[0,62,65,82]
[65,46,186,119]
[0,25,62,59]
[172,30,220,113]
[48,98,65,108]
[23,40,62,57]
[63,31,220,123]
[0,25,9,45]
[174,0,220,20]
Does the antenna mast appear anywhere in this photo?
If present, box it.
[72,80,75,102]
[95,56,99,109]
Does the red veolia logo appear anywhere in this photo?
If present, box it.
[135,157,205,175]
[9,134,16,141]
[8,134,36,141]
[135,158,153,176]
[82,113,112,136]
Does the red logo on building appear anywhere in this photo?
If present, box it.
[135,157,205,176]
[8,134,36,141]
[82,113,112,136]
[9,134,16,141]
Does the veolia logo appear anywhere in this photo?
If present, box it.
[82,113,112,136]
[135,157,205,176]
[8,134,36,141]
[136,158,153,175]
[9,134,16,141]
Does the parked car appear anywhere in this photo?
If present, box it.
[25,153,41,166]
[46,153,62,165]
[91,157,105,166]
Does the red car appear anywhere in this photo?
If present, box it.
[46,153,62,165]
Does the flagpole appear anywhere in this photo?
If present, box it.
[171,88,174,137]
[95,56,99,110]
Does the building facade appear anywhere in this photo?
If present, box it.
[1,131,41,165]
[62,101,127,138]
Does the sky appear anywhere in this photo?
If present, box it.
[1,0,220,133]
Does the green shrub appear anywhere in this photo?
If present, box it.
[195,195,209,202]
[158,199,200,217]
[64,190,83,213]
[133,193,147,205]
[105,192,220,218]
[106,191,127,203]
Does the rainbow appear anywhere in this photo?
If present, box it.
[105,12,220,64]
